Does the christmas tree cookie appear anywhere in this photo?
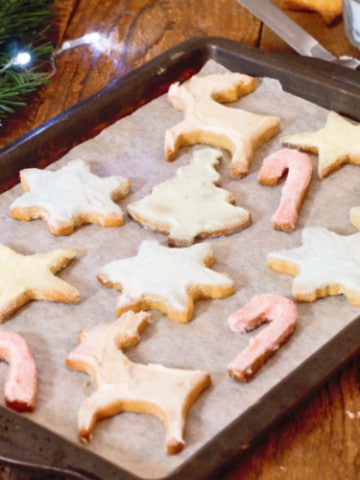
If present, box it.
[128,148,251,246]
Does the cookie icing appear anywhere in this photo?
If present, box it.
[228,294,297,382]
[258,148,313,232]
[267,226,360,305]
[128,148,251,246]
[0,244,80,323]
[97,239,235,322]
[350,204,360,230]
[66,311,211,454]
[11,159,131,235]
[164,72,280,177]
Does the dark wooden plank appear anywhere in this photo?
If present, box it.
[0,0,259,148]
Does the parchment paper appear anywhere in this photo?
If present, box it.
[0,60,359,479]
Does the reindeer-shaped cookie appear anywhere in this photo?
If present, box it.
[66,311,211,454]
[165,72,281,178]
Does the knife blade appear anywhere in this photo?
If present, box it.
[237,0,360,70]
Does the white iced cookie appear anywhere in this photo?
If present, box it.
[0,244,80,323]
[97,239,235,322]
[281,111,360,178]
[66,311,211,454]
[267,226,360,305]
[11,159,131,235]
[164,72,281,178]
[128,148,251,246]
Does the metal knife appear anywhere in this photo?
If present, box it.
[236,0,360,70]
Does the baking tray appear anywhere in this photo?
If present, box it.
[0,37,360,480]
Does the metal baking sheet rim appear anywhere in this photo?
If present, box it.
[0,37,359,480]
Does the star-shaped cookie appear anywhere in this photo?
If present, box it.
[97,240,235,322]
[10,159,131,235]
[279,0,342,25]
[267,226,360,305]
[128,148,251,246]
[0,244,80,323]
[281,112,360,178]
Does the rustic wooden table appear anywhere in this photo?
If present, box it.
[1,1,360,479]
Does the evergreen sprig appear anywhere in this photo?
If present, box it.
[0,0,55,123]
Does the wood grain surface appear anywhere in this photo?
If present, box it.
[0,1,360,479]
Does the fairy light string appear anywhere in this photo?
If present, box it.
[0,1,56,124]
[0,24,123,125]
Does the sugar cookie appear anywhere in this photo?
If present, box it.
[0,244,80,323]
[279,0,342,25]
[258,148,312,232]
[228,294,297,382]
[66,311,211,454]
[128,148,251,246]
[11,159,131,235]
[0,331,37,412]
[164,73,281,177]
[97,239,235,323]
[281,111,360,178]
[267,226,360,305]
[350,205,360,230]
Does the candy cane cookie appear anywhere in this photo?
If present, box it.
[228,294,297,382]
[0,331,37,412]
[258,148,313,232]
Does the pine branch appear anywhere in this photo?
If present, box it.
[0,0,55,123]
[0,1,54,44]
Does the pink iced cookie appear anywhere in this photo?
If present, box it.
[0,331,37,412]
[227,294,297,382]
[258,148,313,232]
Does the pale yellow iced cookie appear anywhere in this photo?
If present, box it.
[11,159,131,235]
[164,73,281,178]
[97,239,235,322]
[66,311,211,454]
[0,244,80,323]
[128,148,251,246]
[279,0,342,25]
[267,226,360,305]
[350,205,360,230]
[281,111,360,178]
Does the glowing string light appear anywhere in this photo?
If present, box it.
[0,31,124,79]
[46,31,124,78]
[55,31,118,56]
[0,51,32,73]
